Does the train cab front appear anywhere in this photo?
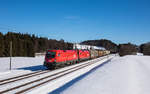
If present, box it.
[44,50,56,69]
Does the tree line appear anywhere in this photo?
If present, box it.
[0,32,149,57]
[0,32,73,57]
[81,39,150,56]
[118,43,138,56]
[140,42,150,55]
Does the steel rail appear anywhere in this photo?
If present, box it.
[0,70,51,85]
[0,70,47,83]
[16,60,99,94]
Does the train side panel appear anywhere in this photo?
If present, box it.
[90,50,99,59]
[79,50,90,61]
[65,50,78,62]
[98,50,103,57]
[44,50,78,69]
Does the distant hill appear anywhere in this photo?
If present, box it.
[140,42,150,55]
[81,39,118,53]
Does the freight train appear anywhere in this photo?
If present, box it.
[44,49,110,69]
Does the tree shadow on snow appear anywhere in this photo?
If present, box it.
[18,65,47,71]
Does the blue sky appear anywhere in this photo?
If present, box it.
[0,0,150,45]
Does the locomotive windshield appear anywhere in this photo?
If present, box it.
[46,52,56,58]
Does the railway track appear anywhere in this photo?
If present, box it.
[0,59,91,85]
[0,56,109,94]
[0,70,50,85]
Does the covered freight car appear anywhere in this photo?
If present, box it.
[90,50,99,58]
[98,50,104,57]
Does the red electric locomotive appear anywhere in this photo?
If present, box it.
[44,49,90,69]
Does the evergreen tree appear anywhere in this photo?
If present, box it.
[0,32,73,57]
[140,42,150,55]
[118,43,138,56]
[0,32,4,56]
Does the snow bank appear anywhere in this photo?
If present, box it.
[61,55,150,94]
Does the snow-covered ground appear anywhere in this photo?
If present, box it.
[0,55,150,94]
[0,56,45,72]
[60,55,150,94]
[0,55,114,94]
[0,56,46,78]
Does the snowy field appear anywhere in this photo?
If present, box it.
[60,55,150,94]
[0,56,46,78]
[0,55,150,94]
[0,55,114,94]
[0,56,45,72]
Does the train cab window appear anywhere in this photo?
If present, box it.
[46,52,56,58]
[58,53,60,56]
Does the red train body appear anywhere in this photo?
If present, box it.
[78,50,90,60]
[44,49,110,69]
[44,50,90,69]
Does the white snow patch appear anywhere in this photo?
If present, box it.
[0,56,45,79]
[61,55,150,94]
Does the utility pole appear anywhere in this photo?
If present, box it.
[10,41,12,70]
